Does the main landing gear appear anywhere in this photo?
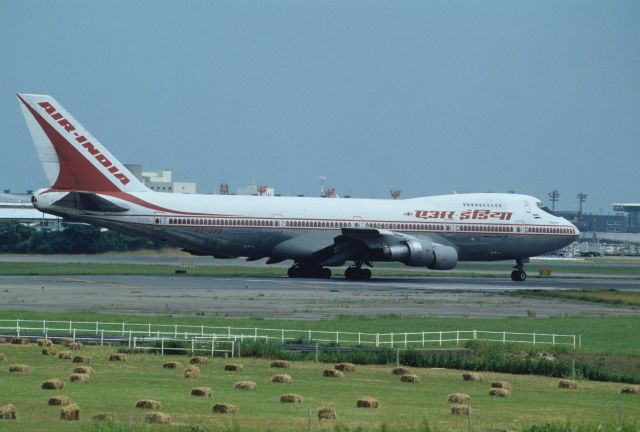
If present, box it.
[344,261,372,280]
[287,264,331,279]
[510,258,527,282]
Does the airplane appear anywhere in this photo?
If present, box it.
[17,93,579,281]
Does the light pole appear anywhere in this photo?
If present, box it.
[577,193,588,220]
[548,190,560,211]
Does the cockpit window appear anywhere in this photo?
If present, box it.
[536,201,559,217]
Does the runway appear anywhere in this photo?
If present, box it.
[1,274,638,319]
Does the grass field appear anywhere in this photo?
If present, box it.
[1,260,640,278]
[1,311,639,356]
[0,343,638,432]
[517,290,640,307]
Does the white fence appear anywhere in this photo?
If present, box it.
[0,319,580,349]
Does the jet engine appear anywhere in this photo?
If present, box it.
[382,238,458,270]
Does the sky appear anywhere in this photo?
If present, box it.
[1,0,638,213]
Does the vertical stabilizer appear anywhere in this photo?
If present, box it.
[17,94,148,193]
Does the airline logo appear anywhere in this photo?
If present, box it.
[415,209,513,221]
[37,102,130,186]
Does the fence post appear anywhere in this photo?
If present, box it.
[201,325,204,337]
[391,333,394,348]
[375,333,379,348]
[473,330,477,340]
[211,338,214,357]
[16,318,20,338]
[95,321,99,335]
[42,319,46,336]
[439,331,442,347]
[358,332,361,345]
[309,329,312,343]
[73,328,76,341]
[456,330,459,346]
[502,331,506,344]
[282,329,285,343]
[161,338,164,356]
[148,323,151,338]
[44,322,48,339]
[100,329,104,347]
[128,330,132,348]
[336,331,339,344]
[174,324,178,338]
[227,326,231,338]
[422,332,425,347]
[69,320,72,335]
[122,322,125,337]
[133,337,137,350]
[404,333,407,348]
[191,339,195,355]
[533,332,536,345]
[552,334,556,346]
[254,327,257,339]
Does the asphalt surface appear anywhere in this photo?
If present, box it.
[1,274,638,319]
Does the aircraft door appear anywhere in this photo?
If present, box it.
[153,212,166,230]
[272,214,284,231]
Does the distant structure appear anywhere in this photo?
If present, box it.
[612,203,640,233]
[219,183,229,195]
[236,185,274,196]
[390,190,401,200]
[125,164,197,194]
[577,193,588,220]
[326,188,336,198]
[319,176,327,198]
[548,190,560,211]
[0,192,62,230]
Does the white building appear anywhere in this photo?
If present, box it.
[124,164,197,194]
[236,185,275,196]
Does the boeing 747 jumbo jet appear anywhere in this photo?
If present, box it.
[18,94,579,281]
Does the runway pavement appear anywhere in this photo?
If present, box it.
[1,274,638,319]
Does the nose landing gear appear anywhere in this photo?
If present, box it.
[510,258,527,281]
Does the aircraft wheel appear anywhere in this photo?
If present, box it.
[320,268,332,279]
[344,267,356,280]
[360,268,372,280]
[511,270,526,281]
[287,266,301,278]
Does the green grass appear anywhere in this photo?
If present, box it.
[0,344,638,432]
[1,260,639,278]
[517,290,640,307]
[1,311,639,356]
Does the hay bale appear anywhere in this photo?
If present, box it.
[59,337,75,346]
[11,337,29,345]
[400,374,420,383]
[8,364,29,373]
[163,361,182,369]
[270,360,290,368]
[190,356,208,364]
[234,381,256,390]
[0,353,5,361]
[212,404,237,414]
[224,363,243,372]
[144,412,170,424]
[92,412,117,422]
[462,372,483,382]
[272,374,293,384]
[280,394,303,403]
[109,353,127,362]
[69,373,89,383]
[318,407,336,421]
[392,367,411,375]
[42,347,57,356]
[184,366,200,378]
[72,355,90,364]
[335,362,356,372]
[491,381,511,390]
[37,338,53,347]
[191,387,212,397]
[323,369,344,378]
[489,388,511,397]
[356,397,380,408]
[0,404,16,420]
[73,366,93,375]
[558,379,577,389]
[58,351,72,360]
[621,385,640,394]
[447,393,470,404]
[48,396,72,406]
[42,379,64,390]
[60,403,80,421]
[0,336,5,344]
[451,404,469,416]
[67,342,83,351]
[136,400,161,409]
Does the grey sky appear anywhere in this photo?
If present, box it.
[1,0,638,213]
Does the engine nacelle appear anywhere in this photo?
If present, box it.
[383,239,458,270]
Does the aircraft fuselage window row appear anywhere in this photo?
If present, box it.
[164,218,573,235]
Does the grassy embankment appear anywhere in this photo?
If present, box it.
[0,343,639,432]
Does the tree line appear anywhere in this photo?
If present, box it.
[0,221,164,254]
